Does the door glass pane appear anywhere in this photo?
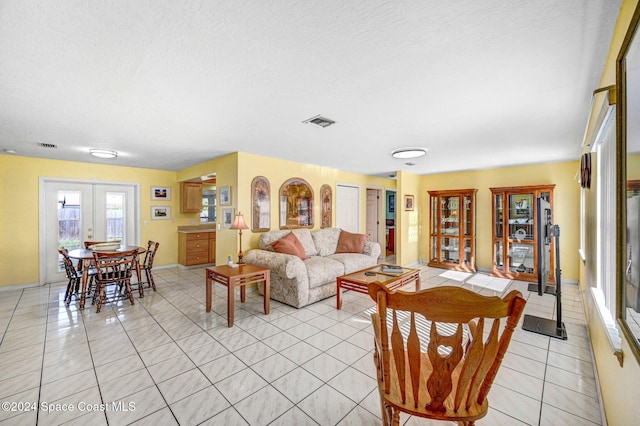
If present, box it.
[105,192,125,242]
[440,237,458,263]
[508,193,533,241]
[431,196,438,234]
[441,196,459,236]
[463,239,471,266]
[57,191,81,271]
[430,236,437,262]
[509,242,534,274]
[495,240,503,269]
[495,194,503,238]
[463,195,472,236]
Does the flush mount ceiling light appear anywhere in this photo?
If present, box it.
[391,148,427,159]
[302,114,336,128]
[90,149,118,159]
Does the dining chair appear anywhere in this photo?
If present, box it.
[92,249,138,313]
[137,240,160,295]
[367,282,526,426]
[59,248,97,306]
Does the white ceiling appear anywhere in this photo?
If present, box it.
[0,1,622,176]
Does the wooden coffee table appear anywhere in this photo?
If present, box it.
[336,264,421,309]
[205,264,271,327]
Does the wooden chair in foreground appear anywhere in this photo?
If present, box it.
[367,282,526,426]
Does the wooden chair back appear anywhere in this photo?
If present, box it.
[367,282,526,426]
[58,248,79,280]
[141,240,160,270]
[92,249,138,312]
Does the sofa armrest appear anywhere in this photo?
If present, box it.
[244,249,306,279]
[363,241,381,259]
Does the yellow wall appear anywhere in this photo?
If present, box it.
[418,160,580,280]
[581,1,640,425]
[0,154,186,287]
[396,171,421,266]
[235,152,396,254]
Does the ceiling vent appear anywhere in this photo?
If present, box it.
[38,142,57,149]
[302,114,336,128]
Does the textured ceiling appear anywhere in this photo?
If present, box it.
[0,0,622,176]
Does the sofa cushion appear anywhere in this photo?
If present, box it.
[304,256,345,289]
[291,229,318,257]
[335,230,367,253]
[259,230,289,251]
[270,232,308,259]
[327,253,377,274]
[311,228,341,257]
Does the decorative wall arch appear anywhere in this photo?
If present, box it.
[279,178,314,229]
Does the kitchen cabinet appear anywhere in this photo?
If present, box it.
[428,189,477,272]
[181,182,202,213]
[490,184,555,281]
[178,231,216,266]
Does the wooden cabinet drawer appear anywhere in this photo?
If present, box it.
[184,252,209,265]
[186,232,209,241]
[186,239,209,254]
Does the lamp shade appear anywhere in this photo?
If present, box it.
[230,212,249,230]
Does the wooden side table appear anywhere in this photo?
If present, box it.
[205,264,271,327]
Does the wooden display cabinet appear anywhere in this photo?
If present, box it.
[428,189,477,272]
[490,184,555,281]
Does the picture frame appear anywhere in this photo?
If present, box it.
[320,184,332,228]
[150,186,171,201]
[251,176,270,232]
[151,206,171,220]
[222,207,234,228]
[219,186,231,206]
[404,195,415,211]
[388,193,395,213]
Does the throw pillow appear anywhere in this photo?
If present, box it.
[270,232,308,259]
[335,230,366,253]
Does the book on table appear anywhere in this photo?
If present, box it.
[381,265,403,274]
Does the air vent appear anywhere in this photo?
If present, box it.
[302,114,336,128]
[38,142,57,149]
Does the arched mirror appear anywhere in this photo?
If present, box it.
[279,178,314,229]
[617,2,640,364]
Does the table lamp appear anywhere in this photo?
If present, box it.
[230,212,249,263]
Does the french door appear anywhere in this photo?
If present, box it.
[41,179,138,284]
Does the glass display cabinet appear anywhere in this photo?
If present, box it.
[491,184,555,281]
[428,189,477,272]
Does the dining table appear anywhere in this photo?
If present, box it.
[67,245,145,310]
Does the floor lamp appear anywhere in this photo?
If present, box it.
[230,212,249,263]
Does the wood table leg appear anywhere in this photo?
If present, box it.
[415,272,421,291]
[79,258,91,310]
[206,273,212,313]
[240,283,246,303]
[336,278,342,310]
[227,281,234,327]
[263,273,270,315]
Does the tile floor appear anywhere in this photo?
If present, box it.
[0,262,602,425]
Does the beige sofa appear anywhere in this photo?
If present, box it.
[244,228,381,308]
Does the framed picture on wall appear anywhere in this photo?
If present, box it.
[151,186,171,201]
[389,193,395,212]
[151,206,171,220]
[222,207,234,228]
[405,195,415,211]
[220,186,231,206]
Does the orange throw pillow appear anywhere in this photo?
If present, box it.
[270,232,308,259]
[335,230,366,253]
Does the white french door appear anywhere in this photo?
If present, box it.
[41,179,138,284]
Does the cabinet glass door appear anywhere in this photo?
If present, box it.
[509,242,534,274]
[440,237,459,263]
[495,240,504,269]
[508,193,534,241]
[462,195,472,236]
[495,194,503,239]
[463,238,472,266]
[430,236,438,263]
[440,196,459,237]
